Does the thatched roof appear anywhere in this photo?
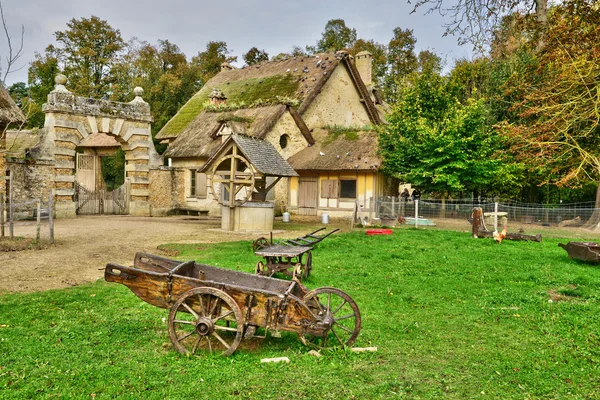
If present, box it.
[199,134,297,177]
[5,130,39,159]
[287,129,381,171]
[157,51,382,141]
[0,85,24,125]
[164,105,286,158]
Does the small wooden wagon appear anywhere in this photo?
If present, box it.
[105,252,361,356]
[559,242,600,262]
[252,228,339,280]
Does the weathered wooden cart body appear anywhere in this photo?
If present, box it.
[105,252,361,356]
[559,242,600,263]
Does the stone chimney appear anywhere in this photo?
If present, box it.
[220,62,234,72]
[209,88,227,106]
[355,51,373,86]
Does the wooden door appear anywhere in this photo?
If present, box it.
[298,177,318,216]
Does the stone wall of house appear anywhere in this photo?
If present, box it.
[148,167,185,216]
[6,161,54,205]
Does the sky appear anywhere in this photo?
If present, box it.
[0,0,472,86]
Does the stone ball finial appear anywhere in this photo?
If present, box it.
[55,74,67,85]
[133,86,144,97]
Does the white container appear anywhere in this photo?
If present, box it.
[282,212,290,222]
[321,213,329,224]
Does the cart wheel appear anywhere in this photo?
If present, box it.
[253,237,270,251]
[255,261,267,275]
[292,263,304,282]
[304,251,313,279]
[168,287,244,357]
[300,287,361,349]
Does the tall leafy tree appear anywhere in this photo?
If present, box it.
[192,41,237,84]
[383,28,418,101]
[379,67,520,197]
[315,19,357,52]
[243,47,269,65]
[53,16,125,98]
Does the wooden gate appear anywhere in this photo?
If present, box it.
[298,177,318,216]
[76,154,96,191]
[75,182,128,215]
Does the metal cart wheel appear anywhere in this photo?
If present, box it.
[300,287,361,349]
[168,287,244,356]
[253,237,270,251]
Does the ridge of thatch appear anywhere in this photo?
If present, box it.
[156,52,342,140]
[164,105,286,159]
[287,129,381,171]
[0,85,24,126]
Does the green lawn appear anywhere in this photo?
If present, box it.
[1,228,600,399]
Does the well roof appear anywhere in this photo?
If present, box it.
[0,85,25,125]
[287,129,381,172]
[199,134,298,177]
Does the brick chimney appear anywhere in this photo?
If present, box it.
[221,62,234,72]
[355,51,373,86]
[209,88,227,106]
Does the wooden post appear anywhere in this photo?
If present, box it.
[9,171,13,239]
[415,199,419,229]
[391,196,395,217]
[48,191,54,245]
[0,193,4,238]
[368,197,373,222]
[36,199,41,249]
[472,207,483,238]
[494,202,498,232]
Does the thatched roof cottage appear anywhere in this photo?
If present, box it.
[0,84,25,195]
[153,50,397,217]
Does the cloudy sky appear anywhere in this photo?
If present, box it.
[0,0,472,86]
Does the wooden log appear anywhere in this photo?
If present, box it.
[477,230,542,242]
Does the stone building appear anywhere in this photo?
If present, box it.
[153,50,397,217]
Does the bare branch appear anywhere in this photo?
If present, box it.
[0,1,25,84]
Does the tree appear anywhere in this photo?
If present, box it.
[52,16,125,98]
[500,0,600,228]
[192,41,237,84]
[243,47,269,65]
[379,67,520,197]
[0,1,24,84]
[410,0,549,50]
[315,19,357,52]
[383,28,418,101]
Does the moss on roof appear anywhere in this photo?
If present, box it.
[157,74,300,139]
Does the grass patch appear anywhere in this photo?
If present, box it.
[0,236,35,252]
[159,74,300,138]
[2,229,600,398]
[322,124,373,145]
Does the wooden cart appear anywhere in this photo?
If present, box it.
[105,252,361,356]
[254,245,313,281]
[559,242,600,262]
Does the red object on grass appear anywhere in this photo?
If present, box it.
[366,229,393,236]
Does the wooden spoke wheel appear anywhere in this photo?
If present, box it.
[209,154,255,207]
[255,260,267,275]
[304,251,312,279]
[168,287,244,357]
[300,287,361,349]
[253,237,270,251]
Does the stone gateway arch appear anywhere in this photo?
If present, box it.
[40,75,162,217]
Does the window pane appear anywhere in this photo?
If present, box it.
[340,180,356,198]
[190,170,196,196]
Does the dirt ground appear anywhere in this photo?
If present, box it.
[0,214,595,294]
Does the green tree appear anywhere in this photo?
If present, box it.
[53,16,125,98]
[192,41,237,84]
[383,28,419,101]
[315,19,357,52]
[243,47,269,65]
[379,68,520,197]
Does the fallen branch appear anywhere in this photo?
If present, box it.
[477,230,542,242]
